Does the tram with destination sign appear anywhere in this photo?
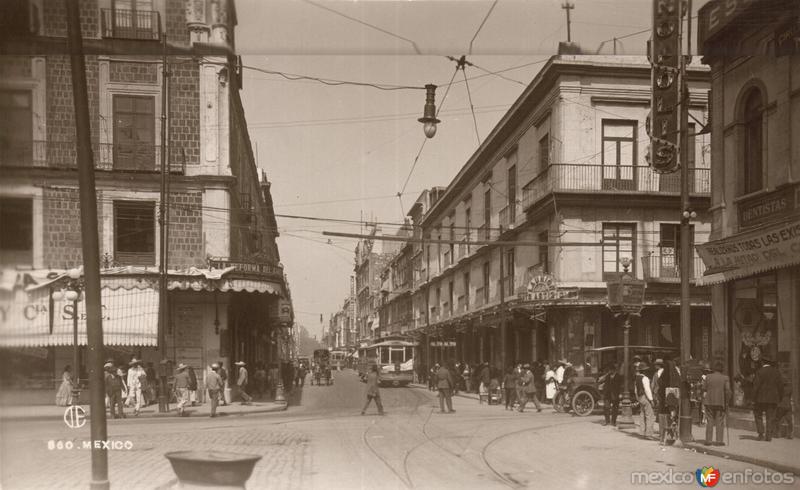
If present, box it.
[330,349,347,370]
[357,338,417,387]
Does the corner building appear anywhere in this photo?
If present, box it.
[411,55,712,376]
[697,0,800,418]
[0,0,293,397]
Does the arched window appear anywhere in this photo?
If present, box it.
[742,89,763,194]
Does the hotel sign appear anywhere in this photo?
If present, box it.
[738,185,800,229]
[526,274,579,303]
[697,220,800,271]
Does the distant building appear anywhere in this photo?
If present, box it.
[354,225,400,344]
[697,0,799,412]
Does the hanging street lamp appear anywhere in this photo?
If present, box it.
[418,84,441,138]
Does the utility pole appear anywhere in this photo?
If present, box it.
[157,32,171,413]
[499,245,507,371]
[64,1,108,488]
[678,0,695,443]
[562,2,575,42]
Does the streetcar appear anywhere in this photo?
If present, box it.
[357,338,416,387]
[330,349,347,370]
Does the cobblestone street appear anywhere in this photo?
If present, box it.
[2,370,797,490]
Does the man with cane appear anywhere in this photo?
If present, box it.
[702,361,731,446]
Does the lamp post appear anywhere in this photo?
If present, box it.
[274,325,287,403]
[607,257,645,428]
[53,267,84,405]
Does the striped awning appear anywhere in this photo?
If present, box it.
[0,275,159,347]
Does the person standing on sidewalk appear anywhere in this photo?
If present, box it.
[634,363,655,438]
[600,364,620,426]
[702,361,731,446]
[218,360,229,406]
[752,358,784,441]
[206,363,224,418]
[361,365,385,415]
[174,363,191,417]
[235,361,253,405]
[544,362,557,402]
[104,362,125,419]
[126,358,146,416]
[187,365,198,406]
[437,362,456,413]
[518,364,542,413]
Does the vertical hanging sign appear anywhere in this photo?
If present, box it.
[648,0,682,174]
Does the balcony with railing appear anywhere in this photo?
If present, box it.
[640,254,707,283]
[0,140,185,174]
[477,224,490,242]
[499,203,519,232]
[101,8,161,40]
[521,164,711,211]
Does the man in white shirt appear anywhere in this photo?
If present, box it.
[555,360,566,384]
[635,363,655,437]
[126,358,146,416]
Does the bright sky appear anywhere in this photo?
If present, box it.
[235,0,708,338]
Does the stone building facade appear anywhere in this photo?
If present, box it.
[697,0,799,421]
[0,0,292,395]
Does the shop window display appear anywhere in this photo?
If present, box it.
[731,274,778,407]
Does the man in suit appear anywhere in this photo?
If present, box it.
[518,364,542,413]
[437,362,456,413]
[753,358,784,441]
[702,361,731,446]
[601,364,621,426]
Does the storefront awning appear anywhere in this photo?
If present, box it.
[696,219,800,286]
[0,274,159,347]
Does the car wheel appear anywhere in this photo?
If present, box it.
[572,390,595,417]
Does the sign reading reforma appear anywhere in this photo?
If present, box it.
[697,220,800,271]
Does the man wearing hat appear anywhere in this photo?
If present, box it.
[235,361,252,405]
[206,363,224,417]
[174,363,191,416]
[703,361,731,446]
[634,362,655,438]
[126,358,146,416]
[752,358,784,441]
[104,362,125,419]
[518,364,542,413]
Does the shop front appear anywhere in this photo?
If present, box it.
[698,216,800,409]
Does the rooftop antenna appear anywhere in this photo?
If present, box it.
[561,2,575,42]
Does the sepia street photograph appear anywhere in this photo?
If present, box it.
[0,0,799,488]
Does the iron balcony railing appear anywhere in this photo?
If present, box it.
[101,8,161,40]
[0,140,185,174]
[499,203,519,231]
[522,164,711,211]
[640,254,707,282]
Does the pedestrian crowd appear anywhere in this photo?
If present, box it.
[56,356,307,419]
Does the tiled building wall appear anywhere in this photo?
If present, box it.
[168,190,205,268]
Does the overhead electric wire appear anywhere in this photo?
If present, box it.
[468,0,499,55]
[462,65,481,146]
[300,0,423,54]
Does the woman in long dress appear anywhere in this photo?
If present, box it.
[55,365,74,406]
[544,363,557,402]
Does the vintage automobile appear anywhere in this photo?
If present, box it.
[553,345,681,417]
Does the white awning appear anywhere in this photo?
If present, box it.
[696,218,800,286]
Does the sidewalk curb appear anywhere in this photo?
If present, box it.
[616,425,800,476]
[682,442,800,476]
[0,402,288,423]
